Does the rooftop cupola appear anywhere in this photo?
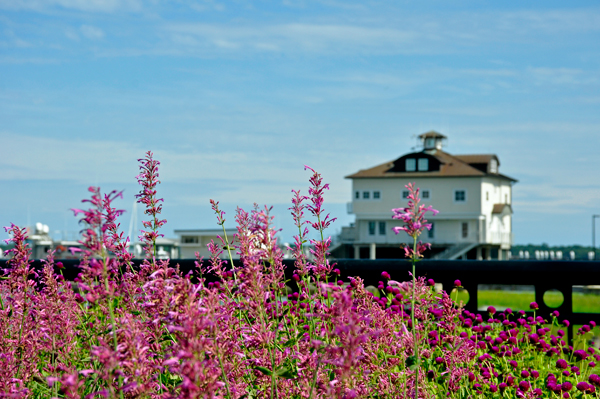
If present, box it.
[419,131,446,152]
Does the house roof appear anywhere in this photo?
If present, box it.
[418,131,447,139]
[345,150,517,182]
[454,154,499,166]
[492,203,513,214]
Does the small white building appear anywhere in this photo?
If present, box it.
[335,131,517,260]
[174,228,239,259]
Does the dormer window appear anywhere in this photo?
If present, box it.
[490,159,498,174]
[405,158,416,171]
[425,138,435,148]
[418,158,429,171]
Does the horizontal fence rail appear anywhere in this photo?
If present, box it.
[2,258,600,342]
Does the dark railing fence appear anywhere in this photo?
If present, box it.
[2,258,600,343]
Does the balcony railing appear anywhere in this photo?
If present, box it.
[2,258,599,343]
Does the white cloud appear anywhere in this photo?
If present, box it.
[80,24,105,40]
[0,0,143,12]
[162,22,419,56]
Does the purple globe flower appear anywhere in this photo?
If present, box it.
[454,279,461,287]
[519,380,530,392]
[556,359,568,369]
[521,370,530,378]
[562,381,573,391]
[577,381,590,392]
[487,306,496,315]
[530,301,539,310]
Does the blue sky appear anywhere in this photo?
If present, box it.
[1,0,600,247]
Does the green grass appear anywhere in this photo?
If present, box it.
[449,289,600,314]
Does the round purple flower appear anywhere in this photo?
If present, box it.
[521,370,530,378]
[531,369,539,379]
[562,381,573,392]
[519,380,530,392]
[563,319,570,327]
[510,360,518,369]
[574,349,589,361]
[487,306,496,315]
[454,279,461,287]
[556,359,568,369]
[577,381,590,392]
[381,271,391,279]
[427,278,435,286]
[530,301,539,310]
[499,382,507,391]
[489,384,497,393]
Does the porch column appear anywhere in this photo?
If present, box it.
[370,243,376,260]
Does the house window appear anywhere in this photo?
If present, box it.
[418,158,429,171]
[182,236,199,244]
[405,158,416,171]
[455,190,466,202]
[428,222,434,239]
[462,222,468,238]
[373,191,381,199]
[378,221,386,235]
[363,191,370,199]
[422,190,430,199]
[355,191,360,199]
[368,221,376,235]
[402,190,410,199]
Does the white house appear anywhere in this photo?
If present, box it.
[174,228,239,259]
[334,131,517,260]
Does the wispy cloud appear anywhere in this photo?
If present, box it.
[0,0,143,13]
[80,24,105,40]
[162,22,420,56]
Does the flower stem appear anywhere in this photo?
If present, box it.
[411,234,420,399]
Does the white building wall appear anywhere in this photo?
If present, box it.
[352,177,483,218]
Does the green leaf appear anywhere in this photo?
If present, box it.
[328,369,335,381]
[405,355,420,371]
[275,366,297,379]
[131,310,141,316]
[253,366,273,376]
[282,338,296,348]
